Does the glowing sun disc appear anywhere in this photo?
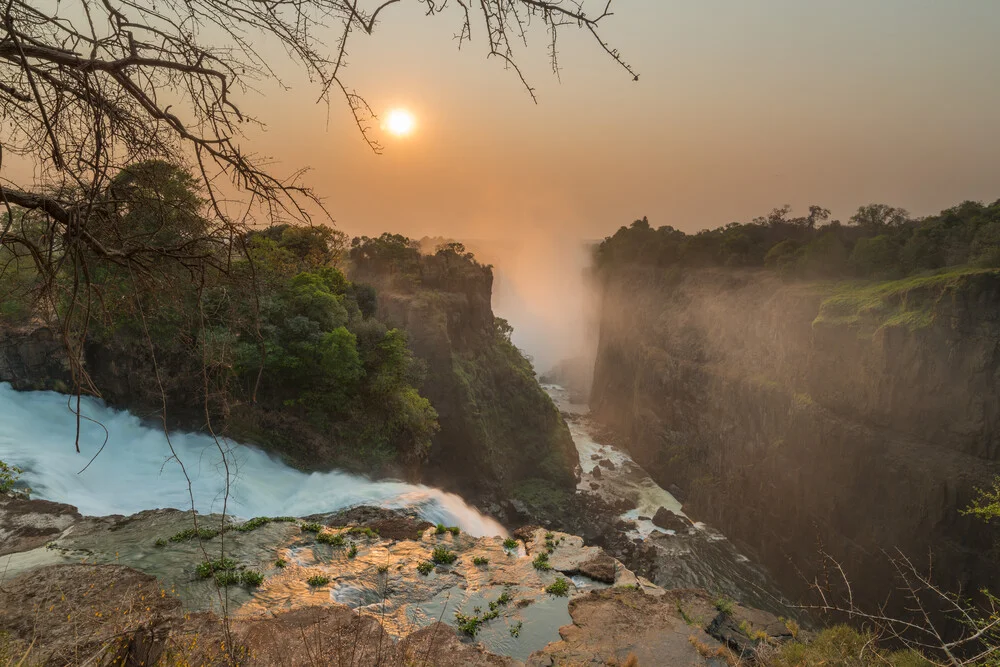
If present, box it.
[385,108,416,137]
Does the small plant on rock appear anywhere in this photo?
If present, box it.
[502,537,519,550]
[509,621,523,638]
[215,571,241,587]
[417,561,434,575]
[196,557,238,579]
[431,546,457,565]
[472,556,489,566]
[546,577,570,596]
[532,552,551,571]
[307,575,330,587]
[240,570,265,587]
[714,596,735,616]
[317,531,345,547]
[275,558,287,568]
[300,522,323,533]
[347,544,358,559]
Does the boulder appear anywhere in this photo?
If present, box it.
[652,507,692,533]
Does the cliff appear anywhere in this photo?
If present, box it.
[590,266,1000,608]
[349,249,578,505]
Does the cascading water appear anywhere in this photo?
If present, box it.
[0,382,506,537]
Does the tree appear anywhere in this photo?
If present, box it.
[0,0,636,397]
[849,204,910,231]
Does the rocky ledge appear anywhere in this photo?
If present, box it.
[0,496,801,665]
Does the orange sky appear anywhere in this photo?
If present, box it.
[234,1,1000,242]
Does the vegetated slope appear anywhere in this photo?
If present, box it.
[348,235,578,506]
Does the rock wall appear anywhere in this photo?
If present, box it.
[590,267,1000,608]
[352,252,578,505]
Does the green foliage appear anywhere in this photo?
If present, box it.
[0,460,29,497]
[435,524,460,536]
[306,575,330,587]
[348,526,379,539]
[316,531,345,547]
[963,476,1000,522]
[214,571,241,587]
[347,544,358,559]
[300,522,323,533]
[234,516,296,532]
[170,527,221,543]
[416,561,435,575]
[502,537,519,550]
[196,558,238,579]
[814,268,991,333]
[532,552,552,571]
[595,199,1000,281]
[509,621,523,638]
[772,625,933,667]
[431,547,457,565]
[154,538,167,548]
[275,559,287,568]
[714,596,735,616]
[472,556,489,566]
[545,577,570,596]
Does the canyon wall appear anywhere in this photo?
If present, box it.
[591,266,1000,607]
[351,251,578,505]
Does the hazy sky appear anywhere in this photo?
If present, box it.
[239,0,1000,241]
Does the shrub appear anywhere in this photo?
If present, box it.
[714,596,734,616]
[240,570,264,587]
[532,552,551,571]
[196,558,238,579]
[307,575,330,587]
[0,460,29,497]
[509,621,522,638]
[275,558,287,568]
[349,526,379,539]
[154,538,167,548]
[546,577,570,596]
[431,546,457,565]
[234,516,296,532]
[170,527,220,542]
[317,531,345,547]
[472,556,489,566]
[435,524,460,536]
[215,571,241,587]
[347,544,358,559]
[300,522,323,533]
[502,537,519,550]
[416,561,434,575]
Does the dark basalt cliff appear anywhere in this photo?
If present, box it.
[350,251,578,505]
[590,266,1000,608]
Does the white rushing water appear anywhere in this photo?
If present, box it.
[0,383,506,537]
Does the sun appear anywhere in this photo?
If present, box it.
[384,108,416,137]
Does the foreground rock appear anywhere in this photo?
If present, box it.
[0,497,799,665]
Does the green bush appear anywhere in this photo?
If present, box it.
[307,575,330,587]
[502,537,519,550]
[240,570,265,587]
[532,552,551,571]
[196,558,238,579]
[316,531,345,547]
[772,625,933,667]
[0,461,28,497]
[472,556,489,566]
[545,577,570,596]
[431,546,457,565]
[416,561,434,575]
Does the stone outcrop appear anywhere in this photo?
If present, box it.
[591,266,1000,610]
[352,251,578,505]
[0,497,797,665]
